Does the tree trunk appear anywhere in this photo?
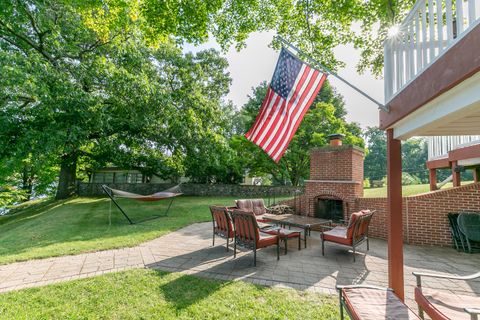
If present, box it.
[55,154,77,200]
[21,166,34,201]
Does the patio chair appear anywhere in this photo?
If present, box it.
[448,213,467,252]
[457,212,480,253]
[320,210,374,262]
[336,285,421,320]
[231,210,280,266]
[209,206,234,252]
[413,271,480,320]
[234,199,270,222]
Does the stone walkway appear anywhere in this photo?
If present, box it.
[0,222,479,309]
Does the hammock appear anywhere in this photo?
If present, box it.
[107,187,180,201]
[102,185,182,224]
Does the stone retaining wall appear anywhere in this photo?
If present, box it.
[77,183,177,197]
[77,182,303,198]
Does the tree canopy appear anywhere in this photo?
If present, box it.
[0,0,421,203]
[0,1,233,200]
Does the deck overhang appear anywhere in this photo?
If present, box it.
[380,23,480,140]
[391,71,480,139]
[427,143,480,169]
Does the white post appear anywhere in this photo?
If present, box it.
[428,0,436,62]
[384,41,393,101]
[468,0,476,26]
[409,22,416,78]
[399,37,405,88]
[457,0,464,35]
[416,13,422,72]
[422,3,429,64]
[437,0,444,52]
[405,28,411,81]
[446,0,454,43]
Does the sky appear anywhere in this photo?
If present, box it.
[183,32,384,128]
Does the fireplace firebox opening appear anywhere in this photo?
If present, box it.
[315,198,344,222]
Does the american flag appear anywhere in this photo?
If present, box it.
[245,48,327,162]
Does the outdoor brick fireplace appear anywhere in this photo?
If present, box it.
[288,133,480,248]
[294,134,364,222]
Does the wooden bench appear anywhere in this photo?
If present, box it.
[337,271,480,320]
[337,285,420,320]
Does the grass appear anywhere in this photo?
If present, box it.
[0,196,252,265]
[363,181,475,197]
[0,269,338,319]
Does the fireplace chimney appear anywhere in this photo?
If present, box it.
[328,133,344,147]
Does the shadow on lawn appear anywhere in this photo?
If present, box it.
[0,199,65,226]
[157,272,227,310]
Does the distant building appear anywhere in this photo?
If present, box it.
[241,176,264,186]
[86,167,189,184]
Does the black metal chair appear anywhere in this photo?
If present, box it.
[457,212,480,253]
[448,213,467,252]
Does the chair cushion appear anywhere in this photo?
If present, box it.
[262,227,301,238]
[236,199,266,216]
[257,232,278,248]
[346,211,364,239]
[343,287,421,320]
[322,226,352,245]
[211,207,234,237]
[415,287,480,320]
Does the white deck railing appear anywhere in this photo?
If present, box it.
[428,135,480,160]
[384,0,480,102]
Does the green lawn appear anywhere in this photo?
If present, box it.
[0,196,243,265]
[364,181,474,197]
[0,269,338,319]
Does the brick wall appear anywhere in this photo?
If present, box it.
[355,183,480,247]
[310,146,364,184]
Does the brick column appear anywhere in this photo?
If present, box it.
[387,129,404,301]
[429,169,437,191]
[451,161,461,187]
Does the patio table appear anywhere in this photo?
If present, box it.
[263,214,332,248]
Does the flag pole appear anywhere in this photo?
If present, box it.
[275,36,389,113]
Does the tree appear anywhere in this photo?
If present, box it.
[0,1,232,199]
[402,138,429,183]
[233,81,364,186]
[1,0,420,202]
[364,127,429,185]
[364,127,387,183]
[62,0,414,75]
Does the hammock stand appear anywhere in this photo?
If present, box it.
[102,184,182,224]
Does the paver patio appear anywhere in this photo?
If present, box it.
[0,222,478,309]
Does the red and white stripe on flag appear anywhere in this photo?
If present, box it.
[245,49,327,162]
